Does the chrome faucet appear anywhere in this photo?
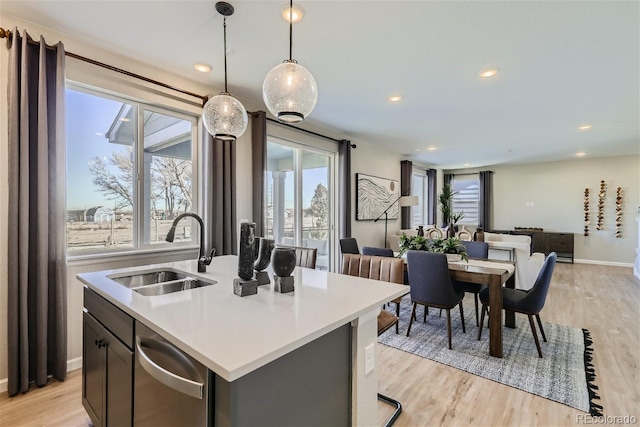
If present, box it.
[165,213,215,272]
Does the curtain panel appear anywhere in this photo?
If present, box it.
[479,170,494,231]
[400,160,412,229]
[426,168,437,225]
[338,140,352,238]
[251,111,267,238]
[203,129,237,255]
[7,29,67,396]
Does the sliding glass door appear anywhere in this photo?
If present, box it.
[264,138,335,271]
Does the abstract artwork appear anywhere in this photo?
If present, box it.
[356,173,399,221]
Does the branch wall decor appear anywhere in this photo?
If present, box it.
[596,180,605,230]
[584,188,590,236]
[615,187,622,238]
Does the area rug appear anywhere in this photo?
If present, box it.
[378,301,603,415]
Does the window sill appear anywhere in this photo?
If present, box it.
[66,245,199,267]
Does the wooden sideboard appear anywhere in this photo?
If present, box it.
[510,230,574,263]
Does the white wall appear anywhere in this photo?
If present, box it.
[350,141,405,248]
[452,155,639,265]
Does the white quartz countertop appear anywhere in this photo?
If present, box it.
[77,255,407,382]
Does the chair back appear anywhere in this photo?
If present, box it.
[521,252,556,313]
[361,246,394,257]
[406,251,459,307]
[341,254,404,284]
[278,245,317,269]
[461,240,489,259]
[339,238,360,254]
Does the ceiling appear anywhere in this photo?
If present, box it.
[2,1,639,169]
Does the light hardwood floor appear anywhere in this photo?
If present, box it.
[0,263,638,427]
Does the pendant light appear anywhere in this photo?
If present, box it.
[202,1,248,141]
[262,0,317,124]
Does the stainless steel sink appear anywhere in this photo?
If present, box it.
[132,278,215,296]
[108,269,217,296]
[109,270,188,287]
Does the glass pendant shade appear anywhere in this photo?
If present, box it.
[202,92,248,141]
[263,61,318,124]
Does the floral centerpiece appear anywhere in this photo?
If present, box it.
[397,235,468,262]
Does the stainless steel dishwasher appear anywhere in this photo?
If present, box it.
[134,321,213,426]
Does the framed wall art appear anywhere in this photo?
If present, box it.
[356,173,400,221]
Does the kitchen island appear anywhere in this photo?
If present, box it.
[78,255,407,426]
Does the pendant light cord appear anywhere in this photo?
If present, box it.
[223,16,228,93]
[289,0,293,61]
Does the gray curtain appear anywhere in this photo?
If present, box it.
[203,127,237,255]
[251,111,266,237]
[400,160,412,229]
[426,168,437,225]
[338,140,352,238]
[7,29,67,396]
[479,170,494,231]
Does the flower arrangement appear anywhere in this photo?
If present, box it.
[398,234,468,261]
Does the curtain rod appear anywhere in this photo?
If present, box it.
[260,115,355,148]
[0,27,209,106]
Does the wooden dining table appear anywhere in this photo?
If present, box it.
[399,254,516,358]
[447,258,516,358]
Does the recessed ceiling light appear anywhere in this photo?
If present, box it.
[464,163,471,167]
[576,151,587,157]
[428,146,437,151]
[479,68,499,79]
[282,4,304,23]
[95,132,103,136]
[119,117,130,122]
[194,63,212,73]
[578,124,592,131]
[388,95,403,102]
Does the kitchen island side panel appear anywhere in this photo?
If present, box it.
[215,324,351,426]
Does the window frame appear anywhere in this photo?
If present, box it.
[451,174,480,228]
[411,172,430,228]
[65,82,200,258]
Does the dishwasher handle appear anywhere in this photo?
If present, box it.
[136,336,204,399]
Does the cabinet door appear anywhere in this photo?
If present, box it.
[106,332,133,426]
[83,312,106,427]
[532,232,549,254]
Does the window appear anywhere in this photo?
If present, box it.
[66,86,198,254]
[452,175,480,227]
[411,173,430,227]
[264,138,335,271]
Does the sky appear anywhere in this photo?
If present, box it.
[66,88,127,210]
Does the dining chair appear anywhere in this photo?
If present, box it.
[361,246,402,323]
[339,237,360,255]
[478,252,557,358]
[277,245,317,269]
[452,240,490,327]
[341,253,404,426]
[361,246,394,257]
[406,251,466,349]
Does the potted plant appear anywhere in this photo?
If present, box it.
[429,237,469,262]
[397,234,468,262]
[438,184,465,238]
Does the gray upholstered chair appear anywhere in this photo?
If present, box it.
[341,254,404,425]
[452,240,490,327]
[478,252,557,358]
[339,238,359,255]
[361,246,394,258]
[406,251,466,349]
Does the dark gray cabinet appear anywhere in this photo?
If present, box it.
[83,288,134,427]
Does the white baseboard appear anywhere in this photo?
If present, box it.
[574,258,634,268]
[0,357,82,394]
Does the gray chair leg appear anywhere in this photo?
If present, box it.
[395,301,400,334]
[528,314,543,358]
[446,309,452,349]
[378,393,402,427]
[459,302,466,334]
[473,293,480,327]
